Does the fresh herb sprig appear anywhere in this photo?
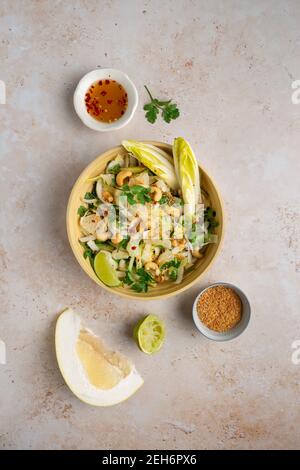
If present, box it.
[77,205,88,216]
[118,236,130,249]
[160,259,181,282]
[108,163,121,175]
[79,242,95,268]
[121,184,152,205]
[204,207,219,234]
[161,259,181,270]
[132,268,155,293]
[123,267,155,293]
[144,86,180,124]
[123,270,134,286]
[168,268,178,281]
[84,191,96,200]
[159,194,168,205]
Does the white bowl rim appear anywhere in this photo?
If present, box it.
[73,68,138,132]
[192,282,251,341]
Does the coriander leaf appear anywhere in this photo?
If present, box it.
[162,103,180,123]
[121,185,151,205]
[84,191,96,200]
[144,103,159,124]
[144,85,180,125]
[137,192,151,204]
[120,184,135,204]
[205,207,214,219]
[79,241,95,268]
[134,186,151,204]
[132,187,151,204]
[159,195,168,205]
[83,247,94,259]
[77,205,88,216]
[131,281,148,293]
[123,270,134,285]
[130,185,150,195]
[143,103,154,111]
[169,268,178,281]
[129,267,155,293]
[136,267,155,284]
[127,193,136,205]
[161,259,180,270]
[204,206,219,233]
[118,236,130,249]
[108,163,121,175]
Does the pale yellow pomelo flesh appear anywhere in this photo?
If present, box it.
[55,308,143,406]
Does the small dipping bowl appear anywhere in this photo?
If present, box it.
[73,68,138,132]
[192,282,251,341]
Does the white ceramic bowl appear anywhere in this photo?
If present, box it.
[192,282,251,341]
[73,68,138,132]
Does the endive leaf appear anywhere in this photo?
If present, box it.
[172,137,201,215]
[122,140,179,190]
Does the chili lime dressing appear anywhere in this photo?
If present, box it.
[85,79,128,123]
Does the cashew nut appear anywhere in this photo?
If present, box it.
[145,261,160,276]
[192,248,203,259]
[111,232,123,244]
[175,253,186,260]
[96,218,110,241]
[96,231,111,242]
[102,190,114,203]
[172,238,186,249]
[116,170,132,187]
[150,186,162,202]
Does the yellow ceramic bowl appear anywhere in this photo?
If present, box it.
[66,142,224,300]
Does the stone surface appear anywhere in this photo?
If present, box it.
[0,0,300,450]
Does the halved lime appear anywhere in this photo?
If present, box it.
[94,251,121,287]
[133,315,165,354]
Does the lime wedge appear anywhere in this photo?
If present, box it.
[133,315,165,354]
[94,251,121,287]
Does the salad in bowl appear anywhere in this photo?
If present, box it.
[71,138,222,296]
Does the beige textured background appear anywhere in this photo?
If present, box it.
[0,0,300,450]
